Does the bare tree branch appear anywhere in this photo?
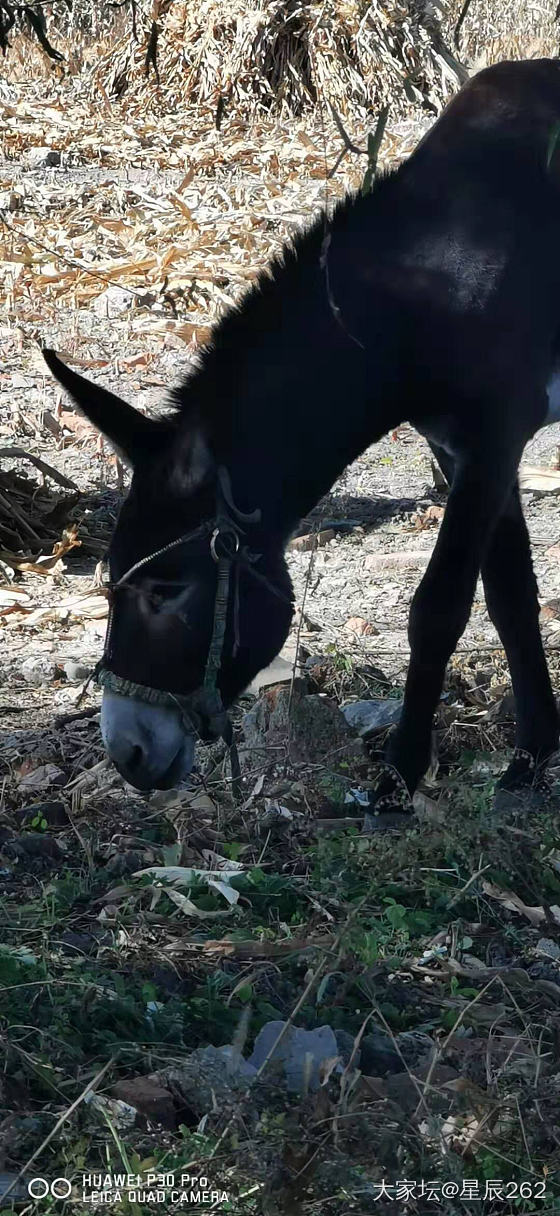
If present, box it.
[454,0,476,49]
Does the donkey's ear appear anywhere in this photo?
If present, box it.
[42,348,165,466]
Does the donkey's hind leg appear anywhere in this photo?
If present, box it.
[429,448,559,788]
[481,483,559,794]
[366,435,525,828]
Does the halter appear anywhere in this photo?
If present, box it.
[93,466,270,798]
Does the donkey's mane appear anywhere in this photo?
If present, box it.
[165,167,400,421]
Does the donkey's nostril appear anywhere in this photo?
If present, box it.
[127,744,145,772]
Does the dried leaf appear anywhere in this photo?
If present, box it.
[133,865,241,886]
[410,504,445,531]
[162,887,233,918]
[482,881,560,926]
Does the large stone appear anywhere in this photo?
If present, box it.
[112,1077,177,1130]
[2,832,65,864]
[247,1021,342,1093]
[15,800,68,828]
[359,1029,435,1076]
[341,698,403,737]
[536,937,560,960]
[113,1044,257,1129]
[162,1045,257,1115]
[359,1030,402,1076]
[92,285,136,319]
[242,686,359,767]
[21,656,58,686]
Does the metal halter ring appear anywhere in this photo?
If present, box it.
[210,526,240,563]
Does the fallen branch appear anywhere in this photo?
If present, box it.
[0,447,78,491]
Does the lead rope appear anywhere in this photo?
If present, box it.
[200,538,242,800]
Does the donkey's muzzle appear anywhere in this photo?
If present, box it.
[100,690,196,790]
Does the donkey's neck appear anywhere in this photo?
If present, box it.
[180,199,401,543]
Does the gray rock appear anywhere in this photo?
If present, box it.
[21,655,58,686]
[18,763,66,791]
[162,1045,257,1116]
[242,686,359,768]
[215,1044,259,1079]
[15,800,68,828]
[24,145,61,168]
[341,698,403,737]
[396,1030,436,1069]
[359,1029,435,1076]
[3,832,65,864]
[112,1077,177,1130]
[62,660,91,683]
[0,1173,30,1204]
[247,1021,342,1093]
[359,1030,402,1076]
[536,937,560,961]
[92,285,136,319]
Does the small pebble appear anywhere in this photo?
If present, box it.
[536,937,560,961]
[62,660,92,683]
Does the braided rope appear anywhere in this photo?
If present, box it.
[499,746,555,808]
[114,521,213,588]
[366,758,414,818]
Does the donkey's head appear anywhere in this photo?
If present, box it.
[43,350,294,790]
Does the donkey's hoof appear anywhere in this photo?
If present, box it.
[494,748,555,814]
[497,747,538,791]
[493,784,555,815]
[363,760,414,830]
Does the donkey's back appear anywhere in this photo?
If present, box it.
[332,58,560,451]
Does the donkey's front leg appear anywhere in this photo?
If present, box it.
[366,448,521,828]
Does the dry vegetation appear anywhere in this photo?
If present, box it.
[2,2,560,1214]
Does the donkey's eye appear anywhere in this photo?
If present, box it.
[144,584,195,619]
[136,585,165,613]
